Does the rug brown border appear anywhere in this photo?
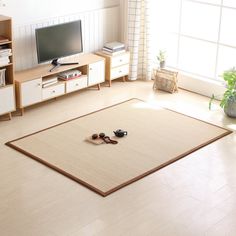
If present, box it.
[5,98,233,197]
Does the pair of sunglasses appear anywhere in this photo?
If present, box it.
[92,133,118,144]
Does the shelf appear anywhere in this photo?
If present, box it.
[42,81,65,89]
[0,16,16,118]
[0,63,13,68]
[15,54,104,83]
[0,40,12,46]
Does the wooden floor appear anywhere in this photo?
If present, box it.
[0,80,236,236]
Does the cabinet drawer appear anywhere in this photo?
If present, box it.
[42,83,65,100]
[0,85,15,115]
[111,64,129,79]
[111,53,130,68]
[66,75,88,93]
[21,78,42,107]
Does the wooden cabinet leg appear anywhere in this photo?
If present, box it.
[15,108,24,116]
[97,84,101,90]
[123,76,126,82]
[0,113,12,121]
[109,80,111,87]
[20,108,24,116]
[8,113,12,120]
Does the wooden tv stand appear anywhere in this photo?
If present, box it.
[15,53,105,115]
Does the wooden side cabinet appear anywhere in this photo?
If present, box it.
[96,51,130,86]
[0,15,15,120]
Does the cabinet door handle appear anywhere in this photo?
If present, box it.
[119,59,123,62]
[37,83,41,87]
[75,83,79,86]
[52,90,55,93]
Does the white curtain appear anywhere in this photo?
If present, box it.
[126,0,152,81]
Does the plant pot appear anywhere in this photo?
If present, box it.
[224,97,236,118]
[160,61,165,69]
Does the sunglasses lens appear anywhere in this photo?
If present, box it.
[92,134,98,139]
[99,133,105,138]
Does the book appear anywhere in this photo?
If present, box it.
[104,41,125,50]
[0,48,11,53]
[103,46,126,52]
[0,68,6,87]
[0,56,10,62]
[0,45,9,50]
[0,58,10,66]
[0,49,12,58]
[0,52,12,57]
[0,49,11,61]
[58,69,82,80]
[101,49,126,56]
[0,56,9,61]
[42,76,58,85]
[58,74,82,81]
[42,81,58,88]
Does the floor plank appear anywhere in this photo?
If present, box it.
[0,80,235,236]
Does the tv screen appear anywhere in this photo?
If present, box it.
[35,20,83,64]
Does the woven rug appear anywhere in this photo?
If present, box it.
[6,99,232,196]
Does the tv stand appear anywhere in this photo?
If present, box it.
[50,59,79,72]
[15,54,105,115]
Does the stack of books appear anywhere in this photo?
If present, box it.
[42,76,58,88]
[58,69,82,81]
[102,41,126,56]
[0,48,11,66]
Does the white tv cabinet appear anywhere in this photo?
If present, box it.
[15,53,105,115]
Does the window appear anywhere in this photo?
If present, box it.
[150,0,236,81]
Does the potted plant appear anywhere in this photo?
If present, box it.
[157,50,166,69]
[209,68,236,118]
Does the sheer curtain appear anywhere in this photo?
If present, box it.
[126,0,152,81]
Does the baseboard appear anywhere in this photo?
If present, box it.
[178,73,225,98]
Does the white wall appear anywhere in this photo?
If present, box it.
[1,0,120,25]
[119,0,128,44]
[0,0,121,70]
[178,73,225,98]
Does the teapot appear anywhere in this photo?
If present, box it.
[113,129,128,138]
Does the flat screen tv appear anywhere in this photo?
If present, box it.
[35,20,83,71]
